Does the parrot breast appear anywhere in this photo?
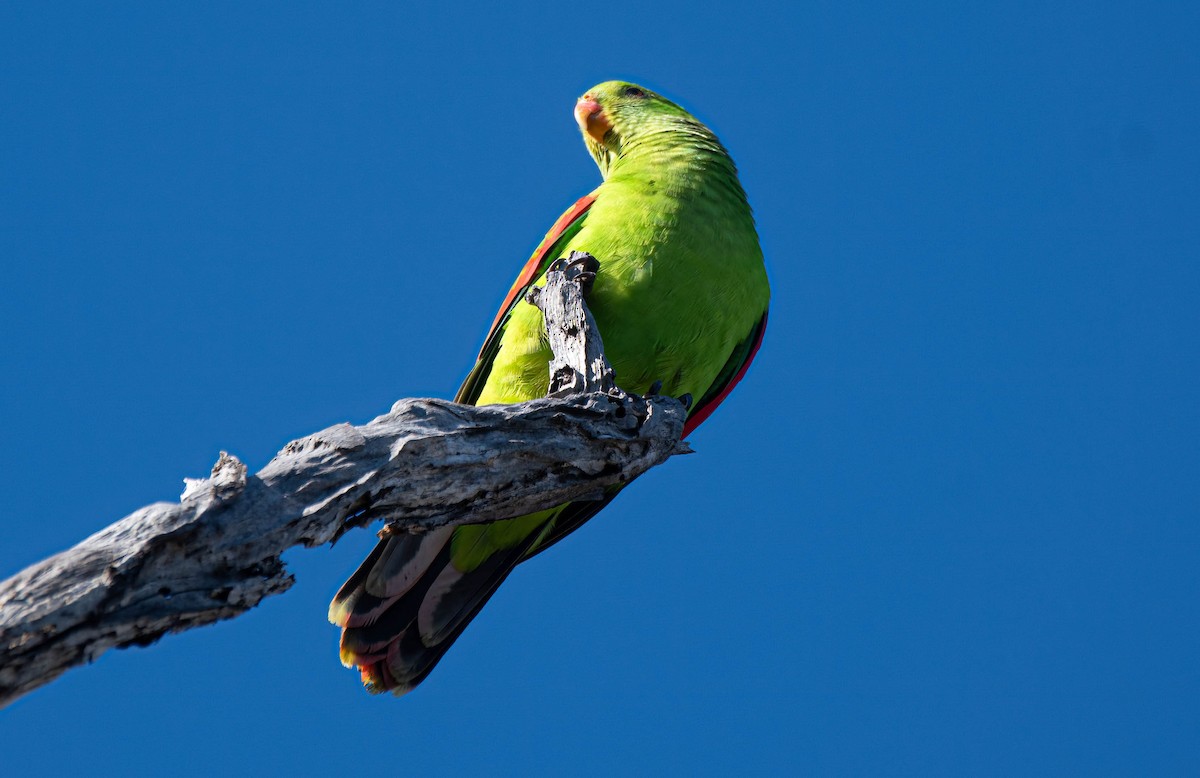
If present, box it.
[477,139,768,408]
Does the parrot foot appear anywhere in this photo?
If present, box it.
[550,251,600,297]
[642,381,691,411]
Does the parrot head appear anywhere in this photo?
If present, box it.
[574,80,714,177]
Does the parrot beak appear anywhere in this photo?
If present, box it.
[575,96,610,144]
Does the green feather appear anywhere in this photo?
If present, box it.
[331,80,770,694]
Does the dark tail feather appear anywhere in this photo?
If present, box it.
[329,523,546,695]
[329,492,622,695]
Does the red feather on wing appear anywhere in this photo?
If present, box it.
[477,191,598,358]
[682,309,768,437]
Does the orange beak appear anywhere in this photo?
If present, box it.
[574,96,610,144]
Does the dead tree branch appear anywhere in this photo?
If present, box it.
[0,252,688,707]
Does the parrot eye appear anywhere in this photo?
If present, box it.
[623,86,646,98]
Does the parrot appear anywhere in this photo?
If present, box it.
[328,80,771,694]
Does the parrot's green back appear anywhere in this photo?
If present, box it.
[330,81,770,694]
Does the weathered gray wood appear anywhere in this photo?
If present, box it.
[0,258,689,708]
[526,251,616,396]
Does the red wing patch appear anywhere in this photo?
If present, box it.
[682,309,769,437]
[478,191,598,358]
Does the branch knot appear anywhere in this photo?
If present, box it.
[525,251,615,397]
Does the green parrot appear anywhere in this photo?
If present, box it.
[329,80,770,694]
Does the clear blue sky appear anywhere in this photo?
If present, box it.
[1,2,1196,775]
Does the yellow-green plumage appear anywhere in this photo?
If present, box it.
[329,81,770,694]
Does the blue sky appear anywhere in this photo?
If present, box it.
[1,2,1197,775]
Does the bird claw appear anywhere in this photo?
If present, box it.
[642,381,691,411]
[550,251,600,296]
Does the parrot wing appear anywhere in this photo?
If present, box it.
[456,190,598,405]
[330,191,598,694]
[682,309,768,437]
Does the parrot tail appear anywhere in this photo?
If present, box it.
[329,494,617,695]
[327,521,547,695]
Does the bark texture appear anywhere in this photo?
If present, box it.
[0,254,688,707]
